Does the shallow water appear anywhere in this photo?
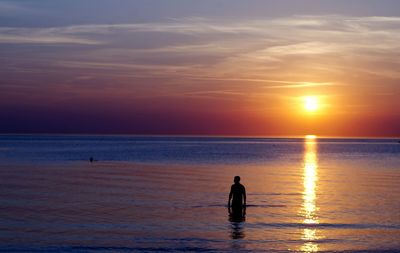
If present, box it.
[0,135,400,252]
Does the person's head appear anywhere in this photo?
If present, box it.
[234,176,240,184]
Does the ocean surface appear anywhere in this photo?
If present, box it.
[0,135,400,252]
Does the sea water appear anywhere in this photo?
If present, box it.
[0,135,399,252]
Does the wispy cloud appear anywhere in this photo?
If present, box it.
[0,27,102,44]
[0,1,27,14]
[2,15,400,45]
[1,14,400,94]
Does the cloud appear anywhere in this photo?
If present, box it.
[0,1,27,13]
[1,14,400,91]
[2,14,400,48]
[0,27,102,44]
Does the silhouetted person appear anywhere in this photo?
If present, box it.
[228,176,246,210]
[89,157,94,163]
[228,176,246,220]
[228,176,246,239]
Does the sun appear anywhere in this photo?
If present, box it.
[304,96,319,112]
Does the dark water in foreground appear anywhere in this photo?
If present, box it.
[0,135,400,252]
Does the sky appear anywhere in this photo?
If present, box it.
[0,0,400,137]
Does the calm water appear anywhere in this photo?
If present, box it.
[1,135,400,252]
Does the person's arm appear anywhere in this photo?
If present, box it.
[243,186,246,206]
[228,186,233,207]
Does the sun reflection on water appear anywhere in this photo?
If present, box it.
[300,135,320,252]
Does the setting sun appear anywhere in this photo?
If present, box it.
[304,96,319,112]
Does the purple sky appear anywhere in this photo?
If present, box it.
[1,0,400,136]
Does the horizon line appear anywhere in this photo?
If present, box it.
[0,133,399,139]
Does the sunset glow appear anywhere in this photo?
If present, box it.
[0,1,399,137]
[1,2,400,253]
[304,96,319,112]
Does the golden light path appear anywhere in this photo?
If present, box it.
[300,135,320,252]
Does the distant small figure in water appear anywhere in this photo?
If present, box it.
[89,157,94,163]
[228,176,246,222]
